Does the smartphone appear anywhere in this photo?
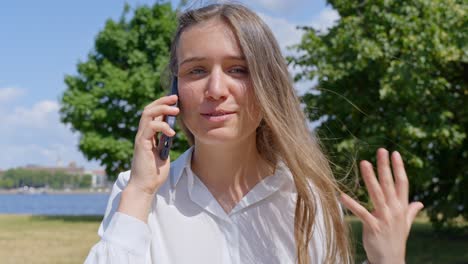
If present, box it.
[159,77,178,160]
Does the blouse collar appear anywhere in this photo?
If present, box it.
[168,146,294,219]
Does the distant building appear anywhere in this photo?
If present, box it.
[20,162,109,188]
[86,169,109,188]
[23,162,86,176]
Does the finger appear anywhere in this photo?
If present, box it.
[391,151,409,204]
[360,160,386,210]
[140,120,175,141]
[145,94,178,110]
[377,148,397,204]
[139,104,180,126]
[340,193,378,228]
[407,202,424,227]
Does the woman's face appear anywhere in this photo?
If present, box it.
[176,19,262,145]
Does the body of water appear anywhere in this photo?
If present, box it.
[0,193,110,215]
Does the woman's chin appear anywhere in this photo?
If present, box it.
[195,129,240,145]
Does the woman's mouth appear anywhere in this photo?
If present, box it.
[201,112,236,122]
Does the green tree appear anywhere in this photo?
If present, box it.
[0,168,86,189]
[60,2,187,181]
[78,174,93,188]
[290,0,467,229]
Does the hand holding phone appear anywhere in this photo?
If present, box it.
[121,80,180,220]
[125,78,180,208]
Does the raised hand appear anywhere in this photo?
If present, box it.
[129,94,180,195]
[118,95,179,222]
[340,148,424,264]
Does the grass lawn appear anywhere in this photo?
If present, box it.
[0,214,102,264]
[0,214,466,263]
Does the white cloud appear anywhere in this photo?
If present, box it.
[295,77,317,96]
[1,100,60,129]
[257,12,320,95]
[0,142,102,170]
[0,99,102,171]
[252,0,307,14]
[0,144,57,168]
[0,87,25,103]
[291,8,339,93]
[254,0,288,11]
[258,12,303,54]
[309,7,340,33]
[258,7,340,54]
[253,2,340,32]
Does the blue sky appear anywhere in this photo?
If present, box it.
[0,0,338,171]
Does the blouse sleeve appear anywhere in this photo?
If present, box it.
[84,171,152,264]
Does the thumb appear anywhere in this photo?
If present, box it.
[407,201,424,225]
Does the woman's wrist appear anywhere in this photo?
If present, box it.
[117,182,156,223]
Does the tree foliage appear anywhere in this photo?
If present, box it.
[60,3,187,180]
[0,169,92,189]
[290,0,467,228]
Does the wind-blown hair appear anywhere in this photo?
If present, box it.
[167,3,353,263]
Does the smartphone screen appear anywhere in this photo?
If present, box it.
[159,77,178,160]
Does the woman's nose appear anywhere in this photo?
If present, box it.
[205,67,228,101]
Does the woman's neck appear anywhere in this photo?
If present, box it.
[190,136,274,213]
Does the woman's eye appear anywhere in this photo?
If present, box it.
[229,67,248,74]
[189,68,206,75]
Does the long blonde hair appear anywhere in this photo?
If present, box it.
[168,3,353,263]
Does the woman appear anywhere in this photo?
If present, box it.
[85,3,423,264]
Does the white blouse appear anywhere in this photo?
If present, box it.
[84,146,331,264]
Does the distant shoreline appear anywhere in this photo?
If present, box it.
[0,189,110,195]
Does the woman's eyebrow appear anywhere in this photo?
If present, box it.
[180,56,205,67]
[224,55,245,61]
[179,55,246,66]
